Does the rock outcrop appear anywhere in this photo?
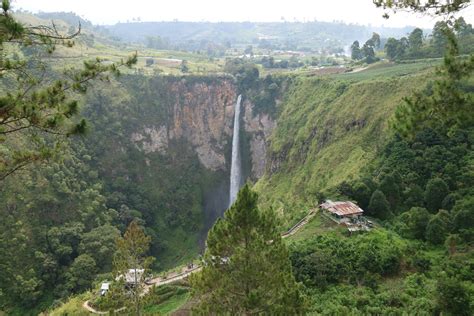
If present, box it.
[242,99,276,179]
[131,126,168,154]
[129,76,276,179]
[167,79,236,171]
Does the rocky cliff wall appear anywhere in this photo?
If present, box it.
[128,76,276,180]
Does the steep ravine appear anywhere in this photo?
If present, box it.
[82,75,277,266]
[82,70,431,265]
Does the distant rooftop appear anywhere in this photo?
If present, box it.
[320,200,364,216]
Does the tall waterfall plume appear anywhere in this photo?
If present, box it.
[229,95,242,207]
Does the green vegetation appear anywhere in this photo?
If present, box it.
[288,224,473,315]
[253,12,473,312]
[368,190,392,219]
[392,36,474,137]
[0,1,136,180]
[0,46,227,316]
[142,284,190,315]
[48,293,91,316]
[290,230,406,289]
[338,59,441,80]
[367,28,473,251]
[0,143,117,314]
[190,185,307,314]
[2,2,473,315]
[255,64,434,226]
[109,220,154,314]
[292,17,472,315]
[384,18,474,61]
[284,213,340,244]
[351,33,381,64]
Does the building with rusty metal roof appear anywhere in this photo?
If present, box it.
[320,200,364,217]
[320,200,372,233]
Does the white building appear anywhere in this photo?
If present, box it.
[100,282,110,296]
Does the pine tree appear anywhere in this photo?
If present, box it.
[391,26,474,138]
[373,0,471,17]
[112,220,154,315]
[190,184,307,314]
[0,0,137,180]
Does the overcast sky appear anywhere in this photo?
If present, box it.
[12,0,474,28]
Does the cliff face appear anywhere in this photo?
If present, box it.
[81,75,279,266]
[242,99,276,178]
[168,79,236,171]
[129,77,275,179]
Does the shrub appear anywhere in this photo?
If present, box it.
[368,190,392,219]
[425,210,451,245]
[425,178,449,213]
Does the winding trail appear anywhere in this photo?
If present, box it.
[83,209,317,314]
[82,301,111,315]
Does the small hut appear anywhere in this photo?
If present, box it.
[320,200,364,224]
[100,282,110,296]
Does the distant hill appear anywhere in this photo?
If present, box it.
[104,21,418,51]
[14,11,424,53]
[36,11,94,29]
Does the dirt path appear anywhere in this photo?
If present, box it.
[281,209,317,238]
[144,266,202,294]
[350,66,368,73]
[83,209,317,314]
[82,301,107,315]
[82,301,126,315]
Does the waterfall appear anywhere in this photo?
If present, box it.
[229,94,242,207]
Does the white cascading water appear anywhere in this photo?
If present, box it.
[229,94,242,207]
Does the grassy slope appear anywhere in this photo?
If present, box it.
[144,292,191,315]
[285,213,341,244]
[47,293,91,316]
[255,62,434,228]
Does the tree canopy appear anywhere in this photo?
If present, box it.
[190,184,307,314]
[392,24,473,137]
[373,0,472,17]
[112,220,154,315]
[0,0,136,180]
